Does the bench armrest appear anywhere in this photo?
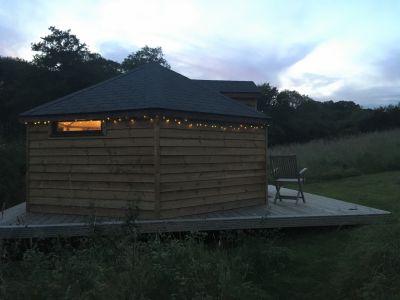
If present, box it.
[299,168,308,176]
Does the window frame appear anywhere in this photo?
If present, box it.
[50,120,105,137]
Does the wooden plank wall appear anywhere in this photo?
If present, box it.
[27,120,156,218]
[159,122,267,218]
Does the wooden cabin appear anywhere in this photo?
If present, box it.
[19,63,270,219]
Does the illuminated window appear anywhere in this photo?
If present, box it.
[52,120,103,136]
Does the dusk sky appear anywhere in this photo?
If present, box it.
[1,0,400,107]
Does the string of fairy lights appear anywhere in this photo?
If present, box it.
[26,114,268,131]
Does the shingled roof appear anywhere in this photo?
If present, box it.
[20,63,269,123]
[194,80,260,93]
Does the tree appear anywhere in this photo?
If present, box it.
[276,90,312,109]
[0,56,54,137]
[31,26,121,91]
[121,46,170,71]
[257,82,278,112]
[31,26,90,72]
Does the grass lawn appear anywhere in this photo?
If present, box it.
[305,170,400,213]
[271,170,400,299]
[1,171,399,299]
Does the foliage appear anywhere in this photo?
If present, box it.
[31,26,91,72]
[271,128,400,181]
[0,230,287,299]
[359,104,400,132]
[31,26,121,92]
[121,45,171,71]
[1,26,400,142]
[0,137,25,208]
[0,27,171,138]
[257,82,379,145]
[1,171,400,299]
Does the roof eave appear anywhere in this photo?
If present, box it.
[19,108,271,125]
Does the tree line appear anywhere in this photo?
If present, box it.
[0,26,169,137]
[258,84,400,145]
[1,26,399,144]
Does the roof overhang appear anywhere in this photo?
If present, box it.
[19,108,271,125]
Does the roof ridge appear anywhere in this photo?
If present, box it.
[194,79,256,83]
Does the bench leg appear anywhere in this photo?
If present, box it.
[274,184,282,204]
[299,181,306,203]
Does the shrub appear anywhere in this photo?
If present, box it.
[0,231,290,299]
[0,137,25,208]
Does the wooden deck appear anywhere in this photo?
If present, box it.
[0,187,390,239]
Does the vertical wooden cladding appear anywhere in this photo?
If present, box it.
[27,121,157,218]
[159,122,267,218]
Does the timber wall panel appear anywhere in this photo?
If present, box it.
[159,123,267,217]
[30,147,154,157]
[30,180,154,192]
[27,121,268,219]
[30,172,155,183]
[27,121,155,217]
[160,169,265,183]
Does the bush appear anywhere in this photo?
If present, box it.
[0,137,25,208]
[0,230,290,299]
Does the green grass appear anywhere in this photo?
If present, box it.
[277,171,400,299]
[270,129,400,181]
[1,130,400,299]
[305,170,400,213]
[1,171,399,299]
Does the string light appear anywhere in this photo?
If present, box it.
[26,114,267,131]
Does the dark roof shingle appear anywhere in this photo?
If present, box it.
[21,63,268,122]
[194,79,260,93]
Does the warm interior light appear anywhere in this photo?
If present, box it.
[56,120,102,132]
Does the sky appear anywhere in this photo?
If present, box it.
[1,0,400,107]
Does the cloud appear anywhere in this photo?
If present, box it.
[377,47,400,80]
[0,25,25,57]
[172,40,318,87]
[0,0,51,58]
[330,84,400,107]
[0,0,400,106]
[97,41,132,62]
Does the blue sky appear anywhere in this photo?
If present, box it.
[1,0,400,107]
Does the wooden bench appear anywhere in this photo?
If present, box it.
[270,155,307,204]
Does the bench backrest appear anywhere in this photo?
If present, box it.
[270,155,298,179]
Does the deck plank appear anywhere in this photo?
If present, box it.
[0,186,390,239]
